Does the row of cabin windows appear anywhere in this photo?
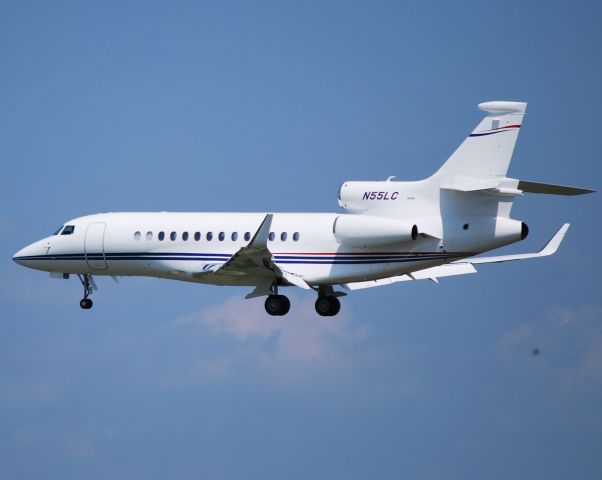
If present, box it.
[133,230,300,242]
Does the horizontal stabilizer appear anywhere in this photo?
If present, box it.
[518,180,595,196]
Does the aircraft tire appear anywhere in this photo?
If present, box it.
[265,295,288,316]
[315,296,340,316]
[80,298,93,309]
[277,295,290,316]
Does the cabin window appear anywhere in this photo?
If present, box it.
[61,225,75,235]
[231,232,238,241]
[146,231,153,241]
[207,232,213,241]
[53,225,64,235]
[134,231,141,241]
[280,232,287,241]
[218,232,225,241]
[244,232,251,241]
[293,232,300,241]
[182,232,189,241]
[158,231,165,241]
[170,231,177,241]
[194,232,201,241]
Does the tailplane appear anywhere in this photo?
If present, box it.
[434,101,527,179]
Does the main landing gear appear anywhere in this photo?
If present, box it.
[264,294,290,316]
[314,285,340,317]
[78,274,94,310]
[264,283,291,316]
[262,284,342,317]
[315,296,340,317]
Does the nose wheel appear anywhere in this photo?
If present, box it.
[77,274,96,310]
[80,298,93,309]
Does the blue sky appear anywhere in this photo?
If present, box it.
[1,1,601,478]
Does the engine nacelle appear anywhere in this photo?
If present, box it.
[338,181,403,214]
[333,215,418,248]
[496,217,529,242]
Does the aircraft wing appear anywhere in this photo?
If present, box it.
[193,214,311,292]
[466,223,569,264]
[344,224,569,290]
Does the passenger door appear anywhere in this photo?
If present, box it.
[85,222,108,270]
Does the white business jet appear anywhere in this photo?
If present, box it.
[13,101,594,316]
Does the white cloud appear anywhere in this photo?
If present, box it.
[496,322,535,356]
[173,293,371,380]
[549,306,602,387]
[548,305,602,327]
[494,305,602,400]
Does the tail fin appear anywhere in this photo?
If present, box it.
[434,101,527,179]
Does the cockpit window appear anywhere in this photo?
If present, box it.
[61,225,75,235]
[52,225,64,235]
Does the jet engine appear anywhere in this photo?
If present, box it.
[333,215,418,248]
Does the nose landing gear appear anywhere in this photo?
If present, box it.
[80,298,93,309]
[77,274,95,310]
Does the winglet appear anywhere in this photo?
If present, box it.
[248,214,273,248]
[538,223,570,256]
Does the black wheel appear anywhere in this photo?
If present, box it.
[265,295,282,316]
[315,297,330,316]
[315,296,340,316]
[264,295,291,316]
[278,295,290,316]
[329,296,340,316]
[80,298,93,309]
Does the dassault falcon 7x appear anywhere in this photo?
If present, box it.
[13,101,594,316]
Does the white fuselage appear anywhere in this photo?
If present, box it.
[13,211,477,287]
[11,101,591,316]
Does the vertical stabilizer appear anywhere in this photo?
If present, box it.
[434,101,527,179]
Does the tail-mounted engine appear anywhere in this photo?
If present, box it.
[333,215,418,248]
[338,181,404,214]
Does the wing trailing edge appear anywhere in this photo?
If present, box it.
[343,224,570,290]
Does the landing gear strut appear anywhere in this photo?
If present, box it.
[314,286,341,316]
[78,274,94,310]
[264,283,290,316]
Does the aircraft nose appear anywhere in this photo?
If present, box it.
[13,240,47,268]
